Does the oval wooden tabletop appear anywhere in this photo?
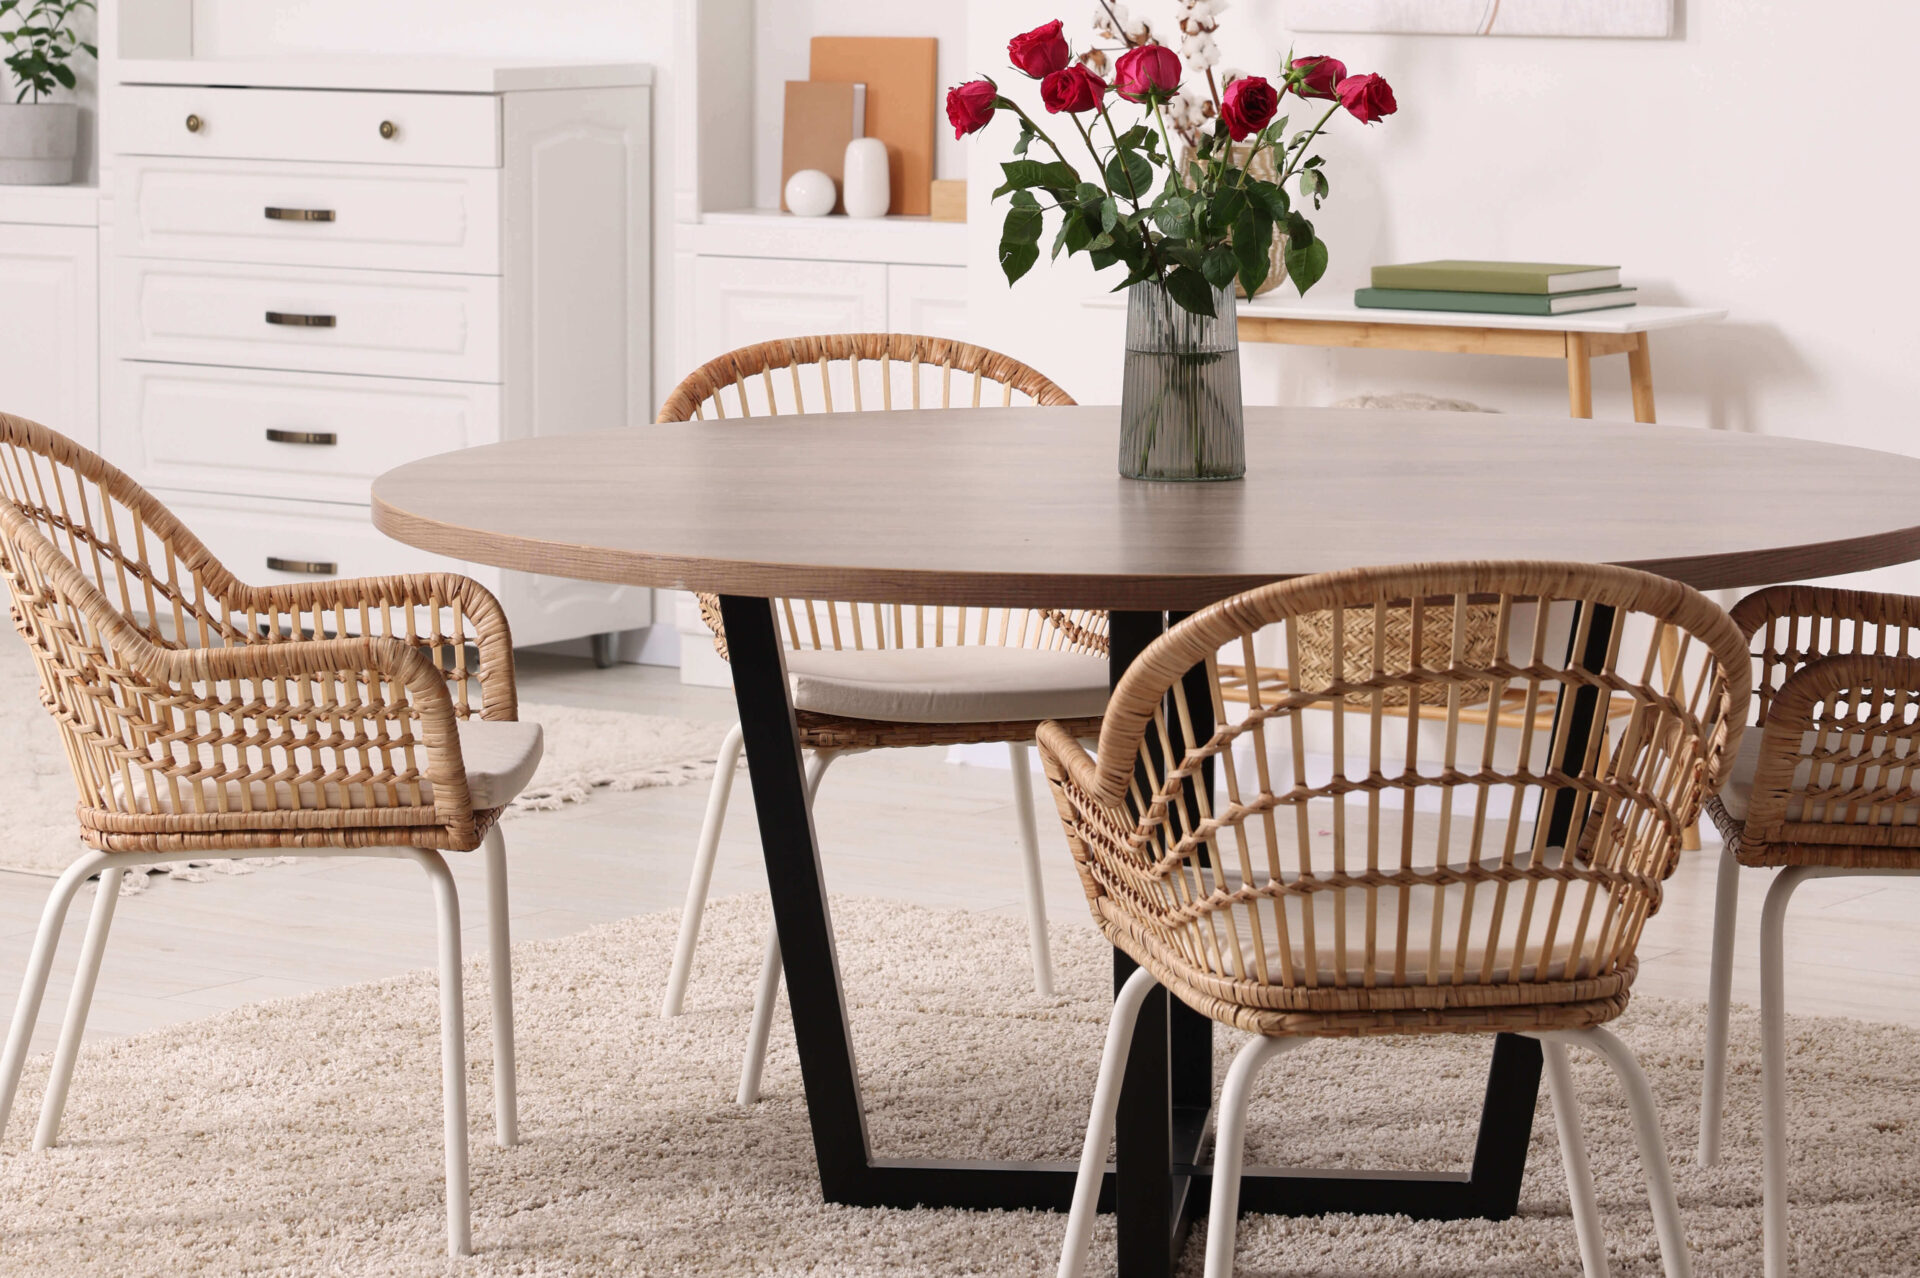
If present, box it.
[371,406,1920,610]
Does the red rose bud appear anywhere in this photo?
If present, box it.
[1114,44,1182,104]
[1336,72,1398,123]
[1040,63,1108,115]
[947,79,999,139]
[1008,19,1071,79]
[1289,55,1347,100]
[1220,75,1279,141]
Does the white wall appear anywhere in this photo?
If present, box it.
[967,0,1920,591]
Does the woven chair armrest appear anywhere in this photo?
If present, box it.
[147,633,475,824]
[1038,719,1105,798]
[1739,652,1920,835]
[1729,583,1920,643]
[230,571,518,720]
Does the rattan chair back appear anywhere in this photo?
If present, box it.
[0,414,515,852]
[1722,584,1920,863]
[1038,561,1750,1036]
[657,333,1105,662]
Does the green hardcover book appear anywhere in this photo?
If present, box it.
[1354,285,1637,316]
[1369,260,1621,295]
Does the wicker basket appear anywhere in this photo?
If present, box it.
[1292,603,1501,706]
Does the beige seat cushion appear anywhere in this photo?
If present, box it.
[117,717,544,816]
[783,645,1109,725]
[1716,727,1920,825]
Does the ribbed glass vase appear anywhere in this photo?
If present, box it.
[1118,279,1245,481]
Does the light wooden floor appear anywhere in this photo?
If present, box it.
[4,653,1919,1060]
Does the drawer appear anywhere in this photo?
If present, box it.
[114,259,500,382]
[109,363,501,504]
[116,85,501,168]
[116,156,501,273]
[151,489,494,593]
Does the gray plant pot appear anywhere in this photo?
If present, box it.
[0,102,79,185]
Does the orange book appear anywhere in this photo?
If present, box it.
[810,36,937,217]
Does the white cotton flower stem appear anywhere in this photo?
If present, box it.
[1095,0,1141,48]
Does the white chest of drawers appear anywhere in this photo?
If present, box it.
[104,58,654,652]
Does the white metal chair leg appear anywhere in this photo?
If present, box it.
[1057,966,1158,1278]
[1540,1040,1610,1278]
[1538,1026,1693,1278]
[408,849,472,1258]
[1006,741,1056,998]
[0,850,111,1144]
[737,749,838,1105]
[1205,1033,1304,1278]
[662,721,745,1017]
[1698,843,1741,1167]
[1761,865,1818,1278]
[482,826,518,1148]
[34,866,126,1150]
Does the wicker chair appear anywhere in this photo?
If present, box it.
[0,415,541,1257]
[1040,562,1749,1278]
[1695,584,1920,1277]
[654,334,1107,1103]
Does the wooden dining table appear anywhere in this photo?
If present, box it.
[373,405,1920,1278]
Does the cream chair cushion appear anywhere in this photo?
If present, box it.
[783,646,1109,724]
[1716,727,1920,825]
[118,718,543,816]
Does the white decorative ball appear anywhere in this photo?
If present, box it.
[784,169,837,218]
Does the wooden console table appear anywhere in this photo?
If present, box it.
[1234,300,1727,422]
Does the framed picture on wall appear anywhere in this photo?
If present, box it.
[1286,0,1673,37]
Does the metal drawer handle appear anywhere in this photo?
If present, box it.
[264,206,336,223]
[379,120,397,140]
[265,311,336,328]
[185,113,202,133]
[265,429,336,446]
[266,557,337,576]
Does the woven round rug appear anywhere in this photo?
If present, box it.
[0,895,1914,1275]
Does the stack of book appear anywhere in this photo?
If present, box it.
[1355,261,1637,316]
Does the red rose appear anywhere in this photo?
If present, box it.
[1040,63,1108,115]
[1289,55,1346,100]
[1114,44,1181,104]
[1336,72,1397,123]
[1219,75,1279,141]
[1008,19,1071,80]
[946,79,999,139]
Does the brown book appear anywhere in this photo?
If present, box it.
[780,80,866,214]
[810,36,937,217]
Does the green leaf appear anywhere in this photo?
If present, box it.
[1200,244,1238,291]
[1212,184,1247,228]
[1053,206,1095,260]
[1233,205,1272,297]
[1012,127,1034,159]
[1117,124,1155,151]
[1087,245,1120,271]
[1299,169,1327,202]
[1247,179,1290,222]
[1100,197,1120,234]
[1285,236,1330,296]
[1009,188,1039,209]
[1104,150,1153,201]
[1002,203,1044,246]
[1285,211,1315,249]
[1087,232,1115,252]
[992,159,1079,199]
[1164,266,1218,319]
[1151,197,1191,240]
[1000,237,1040,286]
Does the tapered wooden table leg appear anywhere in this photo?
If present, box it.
[1628,332,1657,424]
[1566,332,1594,418]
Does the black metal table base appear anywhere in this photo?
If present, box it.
[716,597,1545,1278]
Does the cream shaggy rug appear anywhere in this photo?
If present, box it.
[0,635,728,889]
[0,895,1915,1276]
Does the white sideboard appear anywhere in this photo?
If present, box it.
[0,189,100,451]
[103,58,654,656]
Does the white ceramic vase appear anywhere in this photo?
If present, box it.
[0,102,78,185]
[784,168,837,218]
[842,138,890,219]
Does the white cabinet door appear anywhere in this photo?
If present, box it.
[689,256,886,369]
[886,264,968,343]
[0,223,98,447]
